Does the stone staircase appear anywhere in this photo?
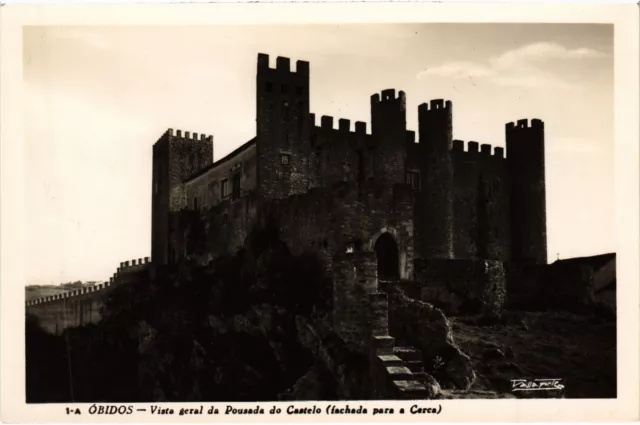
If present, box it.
[368,293,439,399]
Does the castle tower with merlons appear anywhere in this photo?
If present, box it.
[150,53,547,271]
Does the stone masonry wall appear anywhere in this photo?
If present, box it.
[332,251,378,351]
[267,180,415,279]
[308,117,369,189]
[451,140,510,261]
[170,194,260,265]
[411,258,506,318]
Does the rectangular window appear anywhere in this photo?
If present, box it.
[221,179,229,198]
[281,154,290,165]
[265,82,273,92]
[406,171,421,191]
[232,174,241,201]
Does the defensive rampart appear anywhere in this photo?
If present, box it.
[25,257,151,335]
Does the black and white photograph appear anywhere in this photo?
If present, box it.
[1,4,638,421]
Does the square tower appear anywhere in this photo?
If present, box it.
[256,54,311,200]
[151,129,213,265]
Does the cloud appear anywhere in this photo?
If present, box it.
[418,42,607,90]
[492,42,606,70]
[418,61,497,79]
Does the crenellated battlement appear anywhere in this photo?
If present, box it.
[26,282,112,307]
[117,256,151,271]
[257,53,309,76]
[166,128,213,142]
[452,139,505,158]
[26,257,151,308]
[310,113,370,135]
[371,89,406,105]
[506,118,544,132]
[418,99,452,113]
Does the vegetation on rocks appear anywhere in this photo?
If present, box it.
[26,225,366,402]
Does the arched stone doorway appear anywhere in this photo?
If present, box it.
[374,233,400,280]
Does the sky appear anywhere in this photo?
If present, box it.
[23,24,614,286]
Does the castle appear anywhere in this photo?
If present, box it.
[152,53,546,270]
[26,54,548,380]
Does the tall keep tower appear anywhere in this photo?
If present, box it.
[506,118,547,264]
[151,129,213,265]
[256,53,311,200]
[415,99,454,259]
[370,89,408,186]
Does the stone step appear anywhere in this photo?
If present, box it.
[377,354,404,368]
[412,371,429,382]
[372,335,395,356]
[392,380,429,399]
[405,360,425,373]
[394,346,423,362]
[386,365,413,381]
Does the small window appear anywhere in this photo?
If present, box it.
[296,86,303,96]
[406,171,421,191]
[223,213,228,224]
[281,84,288,94]
[221,179,229,198]
[265,82,273,92]
[193,197,198,211]
[281,154,290,165]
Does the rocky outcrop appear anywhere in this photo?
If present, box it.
[292,314,370,399]
[386,286,476,390]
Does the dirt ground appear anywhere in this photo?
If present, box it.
[442,310,616,399]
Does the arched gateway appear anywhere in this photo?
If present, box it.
[374,232,400,281]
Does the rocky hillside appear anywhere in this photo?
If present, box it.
[446,310,616,399]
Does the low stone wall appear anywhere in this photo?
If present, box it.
[506,255,616,314]
[411,259,506,318]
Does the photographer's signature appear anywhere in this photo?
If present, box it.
[511,378,564,391]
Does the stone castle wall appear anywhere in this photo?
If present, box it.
[408,258,506,318]
[451,140,510,261]
[26,258,152,335]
